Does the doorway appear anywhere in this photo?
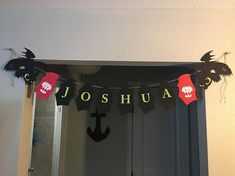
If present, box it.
[28,65,208,176]
[28,90,63,176]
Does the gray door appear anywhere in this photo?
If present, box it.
[70,66,208,176]
[131,90,191,176]
[82,89,207,176]
[84,94,129,176]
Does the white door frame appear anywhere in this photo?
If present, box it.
[28,92,36,176]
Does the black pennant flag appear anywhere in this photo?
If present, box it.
[95,88,113,113]
[76,85,93,111]
[138,86,155,113]
[159,81,176,109]
[15,68,40,85]
[55,80,75,105]
[117,88,134,115]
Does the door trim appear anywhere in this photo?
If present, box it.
[51,104,63,176]
[17,86,36,176]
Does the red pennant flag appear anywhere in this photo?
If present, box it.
[36,72,59,99]
[177,74,197,105]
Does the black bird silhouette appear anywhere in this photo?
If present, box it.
[4,48,46,85]
[194,50,232,89]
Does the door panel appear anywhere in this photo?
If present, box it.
[61,67,208,176]
[174,98,190,176]
[142,105,176,176]
[133,90,190,176]
[19,67,207,176]
[84,93,129,176]
[81,89,192,176]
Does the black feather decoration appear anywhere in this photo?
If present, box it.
[22,47,36,59]
[4,58,25,72]
[212,62,232,76]
[3,48,45,85]
[200,50,215,63]
[196,51,232,89]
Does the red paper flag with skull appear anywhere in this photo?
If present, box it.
[178,74,197,105]
[36,72,59,99]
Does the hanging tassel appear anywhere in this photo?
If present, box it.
[219,52,231,103]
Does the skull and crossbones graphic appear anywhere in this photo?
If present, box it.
[178,74,197,105]
[36,72,59,99]
[40,82,52,94]
[181,86,193,98]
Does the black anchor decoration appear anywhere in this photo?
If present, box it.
[194,50,232,89]
[87,110,110,142]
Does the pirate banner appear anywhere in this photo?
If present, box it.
[159,81,176,109]
[36,72,59,99]
[177,74,197,105]
[95,88,113,113]
[3,48,233,114]
[76,85,94,111]
[55,80,75,105]
[4,48,45,85]
[194,50,232,89]
[138,86,155,113]
[117,88,134,115]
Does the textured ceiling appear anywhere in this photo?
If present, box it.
[0,0,235,9]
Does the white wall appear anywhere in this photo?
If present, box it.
[0,0,235,9]
[0,50,25,176]
[0,8,234,64]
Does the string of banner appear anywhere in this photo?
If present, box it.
[3,48,232,115]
